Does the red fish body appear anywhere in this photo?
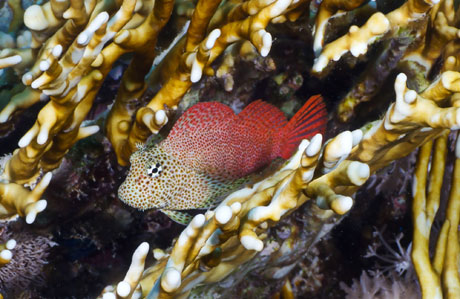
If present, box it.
[118,96,327,223]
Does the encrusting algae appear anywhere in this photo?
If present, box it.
[119,95,327,223]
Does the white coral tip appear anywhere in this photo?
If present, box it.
[26,200,47,224]
[215,206,232,224]
[102,293,116,299]
[206,29,221,50]
[24,5,49,31]
[39,60,50,71]
[35,199,48,213]
[77,32,90,45]
[395,74,408,98]
[190,60,202,83]
[37,128,49,145]
[347,161,370,186]
[142,111,153,127]
[240,235,264,251]
[116,281,131,297]
[1,55,22,66]
[230,202,241,214]
[153,248,166,260]
[327,131,353,161]
[22,72,33,85]
[42,172,53,186]
[52,45,63,58]
[6,239,16,250]
[351,129,363,146]
[191,214,205,228]
[260,32,272,57]
[18,130,35,148]
[306,134,322,157]
[404,90,417,104]
[0,250,12,262]
[331,196,353,215]
[134,242,149,259]
[162,268,181,292]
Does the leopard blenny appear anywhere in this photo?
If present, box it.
[118,96,327,224]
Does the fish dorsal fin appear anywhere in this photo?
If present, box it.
[161,102,239,179]
[165,102,236,143]
[237,100,288,130]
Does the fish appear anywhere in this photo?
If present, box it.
[118,95,327,224]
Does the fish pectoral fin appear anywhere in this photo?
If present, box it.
[160,209,193,225]
[199,176,250,209]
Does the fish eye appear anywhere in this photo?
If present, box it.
[146,163,163,178]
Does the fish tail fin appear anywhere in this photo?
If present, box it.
[278,95,327,159]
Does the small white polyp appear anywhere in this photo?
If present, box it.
[102,293,116,299]
[161,268,181,292]
[332,195,353,215]
[191,214,205,229]
[404,90,417,104]
[350,42,367,57]
[240,235,264,251]
[206,29,221,50]
[80,125,100,137]
[26,199,47,224]
[312,55,328,73]
[215,206,232,224]
[19,126,37,147]
[347,161,370,186]
[6,239,16,250]
[260,31,272,57]
[330,131,353,159]
[306,134,322,157]
[22,72,33,85]
[155,110,167,126]
[0,55,22,67]
[190,60,202,83]
[395,73,407,101]
[153,248,166,260]
[0,250,12,262]
[52,45,63,58]
[0,106,14,123]
[39,60,50,71]
[323,131,352,170]
[248,206,269,222]
[42,172,53,186]
[37,127,50,145]
[351,129,363,146]
[116,281,131,297]
[142,111,154,128]
[24,5,49,31]
[231,202,241,214]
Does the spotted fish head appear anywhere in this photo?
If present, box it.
[118,145,214,210]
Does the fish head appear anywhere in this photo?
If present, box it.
[118,145,213,210]
[118,145,179,210]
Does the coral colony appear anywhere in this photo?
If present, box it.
[0,0,459,298]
